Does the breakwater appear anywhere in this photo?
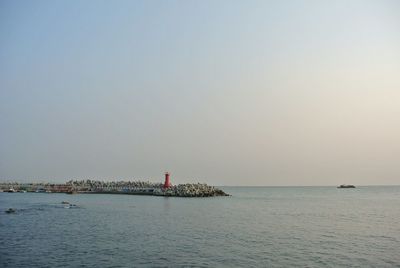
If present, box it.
[0,180,229,197]
[154,184,229,197]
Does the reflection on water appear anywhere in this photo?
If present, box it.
[163,196,171,211]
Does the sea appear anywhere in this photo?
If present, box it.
[1,186,399,267]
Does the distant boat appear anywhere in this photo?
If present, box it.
[338,184,356,188]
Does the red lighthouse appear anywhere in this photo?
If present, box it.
[163,172,171,189]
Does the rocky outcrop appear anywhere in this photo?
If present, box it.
[154,183,229,197]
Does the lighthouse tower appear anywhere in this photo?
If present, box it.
[163,172,172,189]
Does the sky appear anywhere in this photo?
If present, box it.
[0,0,399,186]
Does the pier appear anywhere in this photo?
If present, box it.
[0,173,229,197]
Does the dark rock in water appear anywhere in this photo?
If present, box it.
[5,208,16,213]
[338,184,356,188]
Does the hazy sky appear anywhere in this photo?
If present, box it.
[1,0,399,185]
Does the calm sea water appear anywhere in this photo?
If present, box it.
[1,186,399,267]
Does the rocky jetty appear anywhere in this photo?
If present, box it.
[154,183,229,197]
[0,179,230,197]
[66,179,163,191]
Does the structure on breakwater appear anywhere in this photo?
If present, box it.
[0,173,229,197]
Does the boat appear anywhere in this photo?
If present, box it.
[338,184,356,188]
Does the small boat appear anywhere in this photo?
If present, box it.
[338,184,356,188]
[5,208,16,213]
[61,201,70,204]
